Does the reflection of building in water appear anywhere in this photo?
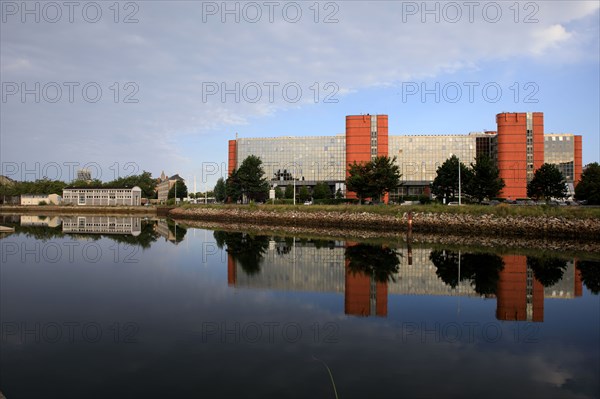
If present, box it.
[227,240,584,320]
[229,240,347,292]
[545,261,582,298]
[496,255,544,322]
[154,219,183,244]
[20,215,62,227]
[62,216,141,236]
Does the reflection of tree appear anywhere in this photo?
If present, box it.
[527,256,567,287]
[430,250,461,288]
[345,244,400,283]
[14,224,65,241]
[576,261,600,295]
[430,250,504,295]
[166,220,187,243]
[213,231,269,275]
[101,222,160,249]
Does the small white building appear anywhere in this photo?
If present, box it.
[20,194,62,205]
[62,186,142,206]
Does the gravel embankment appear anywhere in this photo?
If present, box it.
[169,207,600,240]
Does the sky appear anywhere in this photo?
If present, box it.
[1,0,599,190]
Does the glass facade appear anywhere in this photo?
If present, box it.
[236,135,346,182]
[389,134,484,182]
[544,134,575,182]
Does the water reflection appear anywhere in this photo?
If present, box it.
[0,214,186,248]
[220,231,597,321]
[1,215,599,398]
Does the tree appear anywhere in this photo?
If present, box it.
[236,155,269,202]
[298,185,310,202]
[575,162,600,204]
[214,177,227,202]
[346,156,402,203]
[431,155,473,203]
[527,163,567,200]
[274,186,284,199]
[312,182,332,199]
[467,155,505,202]
[285,184,294,199]
[335,188,344,199]
[105,171,156,198]
[226,169,242,202]
[168,180,188,200]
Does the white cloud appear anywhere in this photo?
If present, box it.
[1,1,598,178]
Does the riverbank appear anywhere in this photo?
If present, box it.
[169,204,600,240]
[0,205,157,216]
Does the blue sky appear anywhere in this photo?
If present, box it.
[1,1,598,190]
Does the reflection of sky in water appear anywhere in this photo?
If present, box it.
[1,222,598,399]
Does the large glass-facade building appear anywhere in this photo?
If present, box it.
[228,113,583,200]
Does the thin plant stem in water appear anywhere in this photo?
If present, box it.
[312,355,339,399]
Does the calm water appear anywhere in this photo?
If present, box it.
[1,215,599,399]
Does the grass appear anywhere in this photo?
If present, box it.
[177,202,600,219]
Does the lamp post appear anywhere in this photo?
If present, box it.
[458,158,461,206]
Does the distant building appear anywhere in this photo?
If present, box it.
[62,186,142,206]
[228,112,583,201]
[77,169,92,181]
[157,172,184,203]
[20,193,62,205]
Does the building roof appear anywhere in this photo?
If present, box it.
[64,186,141,190]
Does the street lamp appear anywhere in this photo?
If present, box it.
[458,158,461,206]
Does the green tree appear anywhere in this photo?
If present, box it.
[274,186,284,199]
[431,155,473,203]
[168,180,188,200]
[226,169,243,203]
[575,162,600,204]
[298,185,310,202]
[214,177,227,202]
[105,171,157,198]
[527,163,567,200]
[237,155,269,202]
[346,156,402,203]
[335,188,344,199]
[467,155,505,202]
[285,184,294,199]
[312,181,332,199]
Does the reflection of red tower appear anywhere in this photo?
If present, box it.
[574,259,583,297]
[227,253,236,286]
[496,255,544,322]
[344,243,388,316]
[496,112,544,199]
[345,115,389,202]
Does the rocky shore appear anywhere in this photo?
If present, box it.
[169,206,600,241]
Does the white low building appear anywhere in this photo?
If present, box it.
[20,194,62,205]
[62,186,142,206]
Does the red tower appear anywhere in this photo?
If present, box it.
[345,114,389,200]
[228,139,237,176]
[496,112,544,199]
